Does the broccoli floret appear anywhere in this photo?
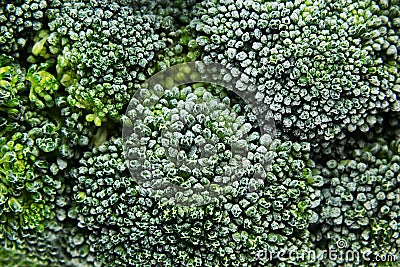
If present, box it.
[190,0,400,153]
[0,0,57,59]
[124,82,274,205]
[1,0,400,266]
[46,0,196,126]
[66,84,320,266]
[0,54,25,116]
[311,114,400,266]
[0,53,94,266]
[0,249,49,267]
[0,54,63,264]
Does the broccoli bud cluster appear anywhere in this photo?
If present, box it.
[0,0,51,58]
[0,54,93,266]
[1,0,400,266]
[124,82,273,206]
[47,0,188,125]
[311,115,400,266]
[190,0,400,153]
[69,83,319,266]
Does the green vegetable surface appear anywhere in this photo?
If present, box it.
[0,0,398,266]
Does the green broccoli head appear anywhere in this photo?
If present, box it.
[0,0,399,266]
[0,53,94,266]
[46,0,197,126]
[311,114,400,266]
[190,0,400,153]
[0,0,54,58]
[66,85,319,267]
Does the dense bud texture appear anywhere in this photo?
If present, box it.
[71,134,318,266]
[190,0,400,152]
[0,0,399,266]
[47,0,197,125]
[0,0,50,58]
[312,115,400,266]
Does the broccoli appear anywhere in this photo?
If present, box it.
[0,53,92,266]
[310,114,400,266]
[69,128,317,266]
[189,0,400,154]
[0,0,52,58]
[46,0,197,125]
[0,54,64,265]
[0,249,49,267]
[0,0,399,266]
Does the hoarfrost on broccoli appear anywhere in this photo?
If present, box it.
[0,0,399,266]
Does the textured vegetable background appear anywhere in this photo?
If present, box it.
[0,0,399,266]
